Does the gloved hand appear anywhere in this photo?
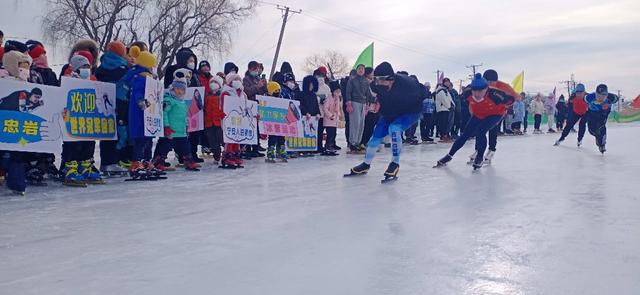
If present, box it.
[346,101,353,113]
[164,127,175,139]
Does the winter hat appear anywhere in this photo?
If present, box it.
[271,71,284,84]
[69,39,100,66]
[283,72,296,83]
[70,54,90,71]
[2,50,32,78]
[171,77,188,91]
[373,62,395,79]
[209,75,224,90]
[482,69,499,82]
[471,73,489,90]
[106,40,127,58]
[280,61,293,74]
[596,84,608,95]
[4,40,29,53]
[317,66,328,75]
[73,50,94,66]
[225,73,242,86]
[129,45,157,69]
[364,67,374,76]
[28,44,46,59]
[224,62,239,75]
[198,60,211,71]
[267,81,281,96]
[575,83,586,93]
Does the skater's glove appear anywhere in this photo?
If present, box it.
[346,101,353,113]
[164,127,175,139]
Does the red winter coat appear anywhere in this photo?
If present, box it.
[569,93,588,115]
[467,88,514,119]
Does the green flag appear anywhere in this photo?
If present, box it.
[352,42,374,69]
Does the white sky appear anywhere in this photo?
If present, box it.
[2,0,639,98]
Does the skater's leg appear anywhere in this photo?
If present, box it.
[523,111,529,131]
[173,137,191,159]
[154,137,173,160]
[317,118,324,152]
[577,115,587,142]
[488,117,503,151]
[326,127,337,148]
[534,114,542,130]
[559,113,578,141]
[448,116,479,156]
[473,116,503,164]
[387,114,421,163]
[363,118,390,165]
[7,152,26,193]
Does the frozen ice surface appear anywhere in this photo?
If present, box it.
[1,124,639,295]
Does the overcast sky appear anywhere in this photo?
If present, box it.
[2,0,639,97]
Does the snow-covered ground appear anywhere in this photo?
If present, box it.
[1,124,639,295]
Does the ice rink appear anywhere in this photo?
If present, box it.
[1,124,639,295]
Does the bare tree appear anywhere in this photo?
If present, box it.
[43,0,146,50]
[146,0,255,78]
[42,0,256,77]
[303,50,350,79]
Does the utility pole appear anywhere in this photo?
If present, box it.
[559,74,575,97]
[458,79,466,92]
[466,63,483,75]
[269,5,301,80]
[434,70,442,85]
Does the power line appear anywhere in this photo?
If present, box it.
[299,10,465,66]
[268,5,301,79]
[466,63,483,75]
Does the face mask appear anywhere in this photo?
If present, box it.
[187,62,195,70]
[33,55,49,68]
[286,82,296,89]
[210,82,220,92]
[249,71,259,77]
[18,68,30,81]
[231,80,243,90]
[78,68,91,79]
[376,84,390,93]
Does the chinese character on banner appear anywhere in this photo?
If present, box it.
[23,120,39,136]
[3,119,19,133]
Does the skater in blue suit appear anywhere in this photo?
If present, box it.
[346,62,425,181]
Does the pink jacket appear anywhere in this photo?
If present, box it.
[323,94,341,127]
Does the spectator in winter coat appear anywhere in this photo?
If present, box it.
[164,47,201,88]
[362,67,381,147]
[60,53,103,186]
[279,73,298,100]
[203,75,225,163]
[26,41,58,87]
[219,73,251,168]
[434,79,454,141]
[530,94,545,133]
[314,66,332,152]
[522,92,530,132]
[264,81,290,162]
[243,61,267,157]
[544,93,557,132]
[153,76,200,171]
[555,95,568,130]
[345,64,373,152]
[511,95,526,134]
[59,39,100,79]
[298,75,320,119]
[124,46,158,175]
[223,62,239,76]
[94,40,130,175]
[324,82,342,152]
[420,82,435,142]
[0,49,33,194]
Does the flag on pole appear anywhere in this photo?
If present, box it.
[352,42,374,69]
[512,71,524,93]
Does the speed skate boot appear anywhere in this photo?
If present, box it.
[434,154,453,168]
[81,160,105,184]
[265,146,277,163]
[344,162,370,177]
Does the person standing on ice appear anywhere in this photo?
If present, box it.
[435,73,514,170]
[530,94,545,133]
[544,93,557,133]
[584,84,618,154]
[346,62,423,180]
[554,83,589,147]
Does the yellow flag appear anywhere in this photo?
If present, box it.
[512,71,524,93]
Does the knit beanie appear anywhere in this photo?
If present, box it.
[471,73,489,90]
[106,40,127,58]
[74,50,94,66]
[129,45,157,70]
[70,54,90,71]
[373,62,394,78]
[482,69,499,82]
[28,44,46,59]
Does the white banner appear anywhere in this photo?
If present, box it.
[144,77,164,137]
[60,77,117,141]
[0,79,65,153]
[222,96,258,144]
